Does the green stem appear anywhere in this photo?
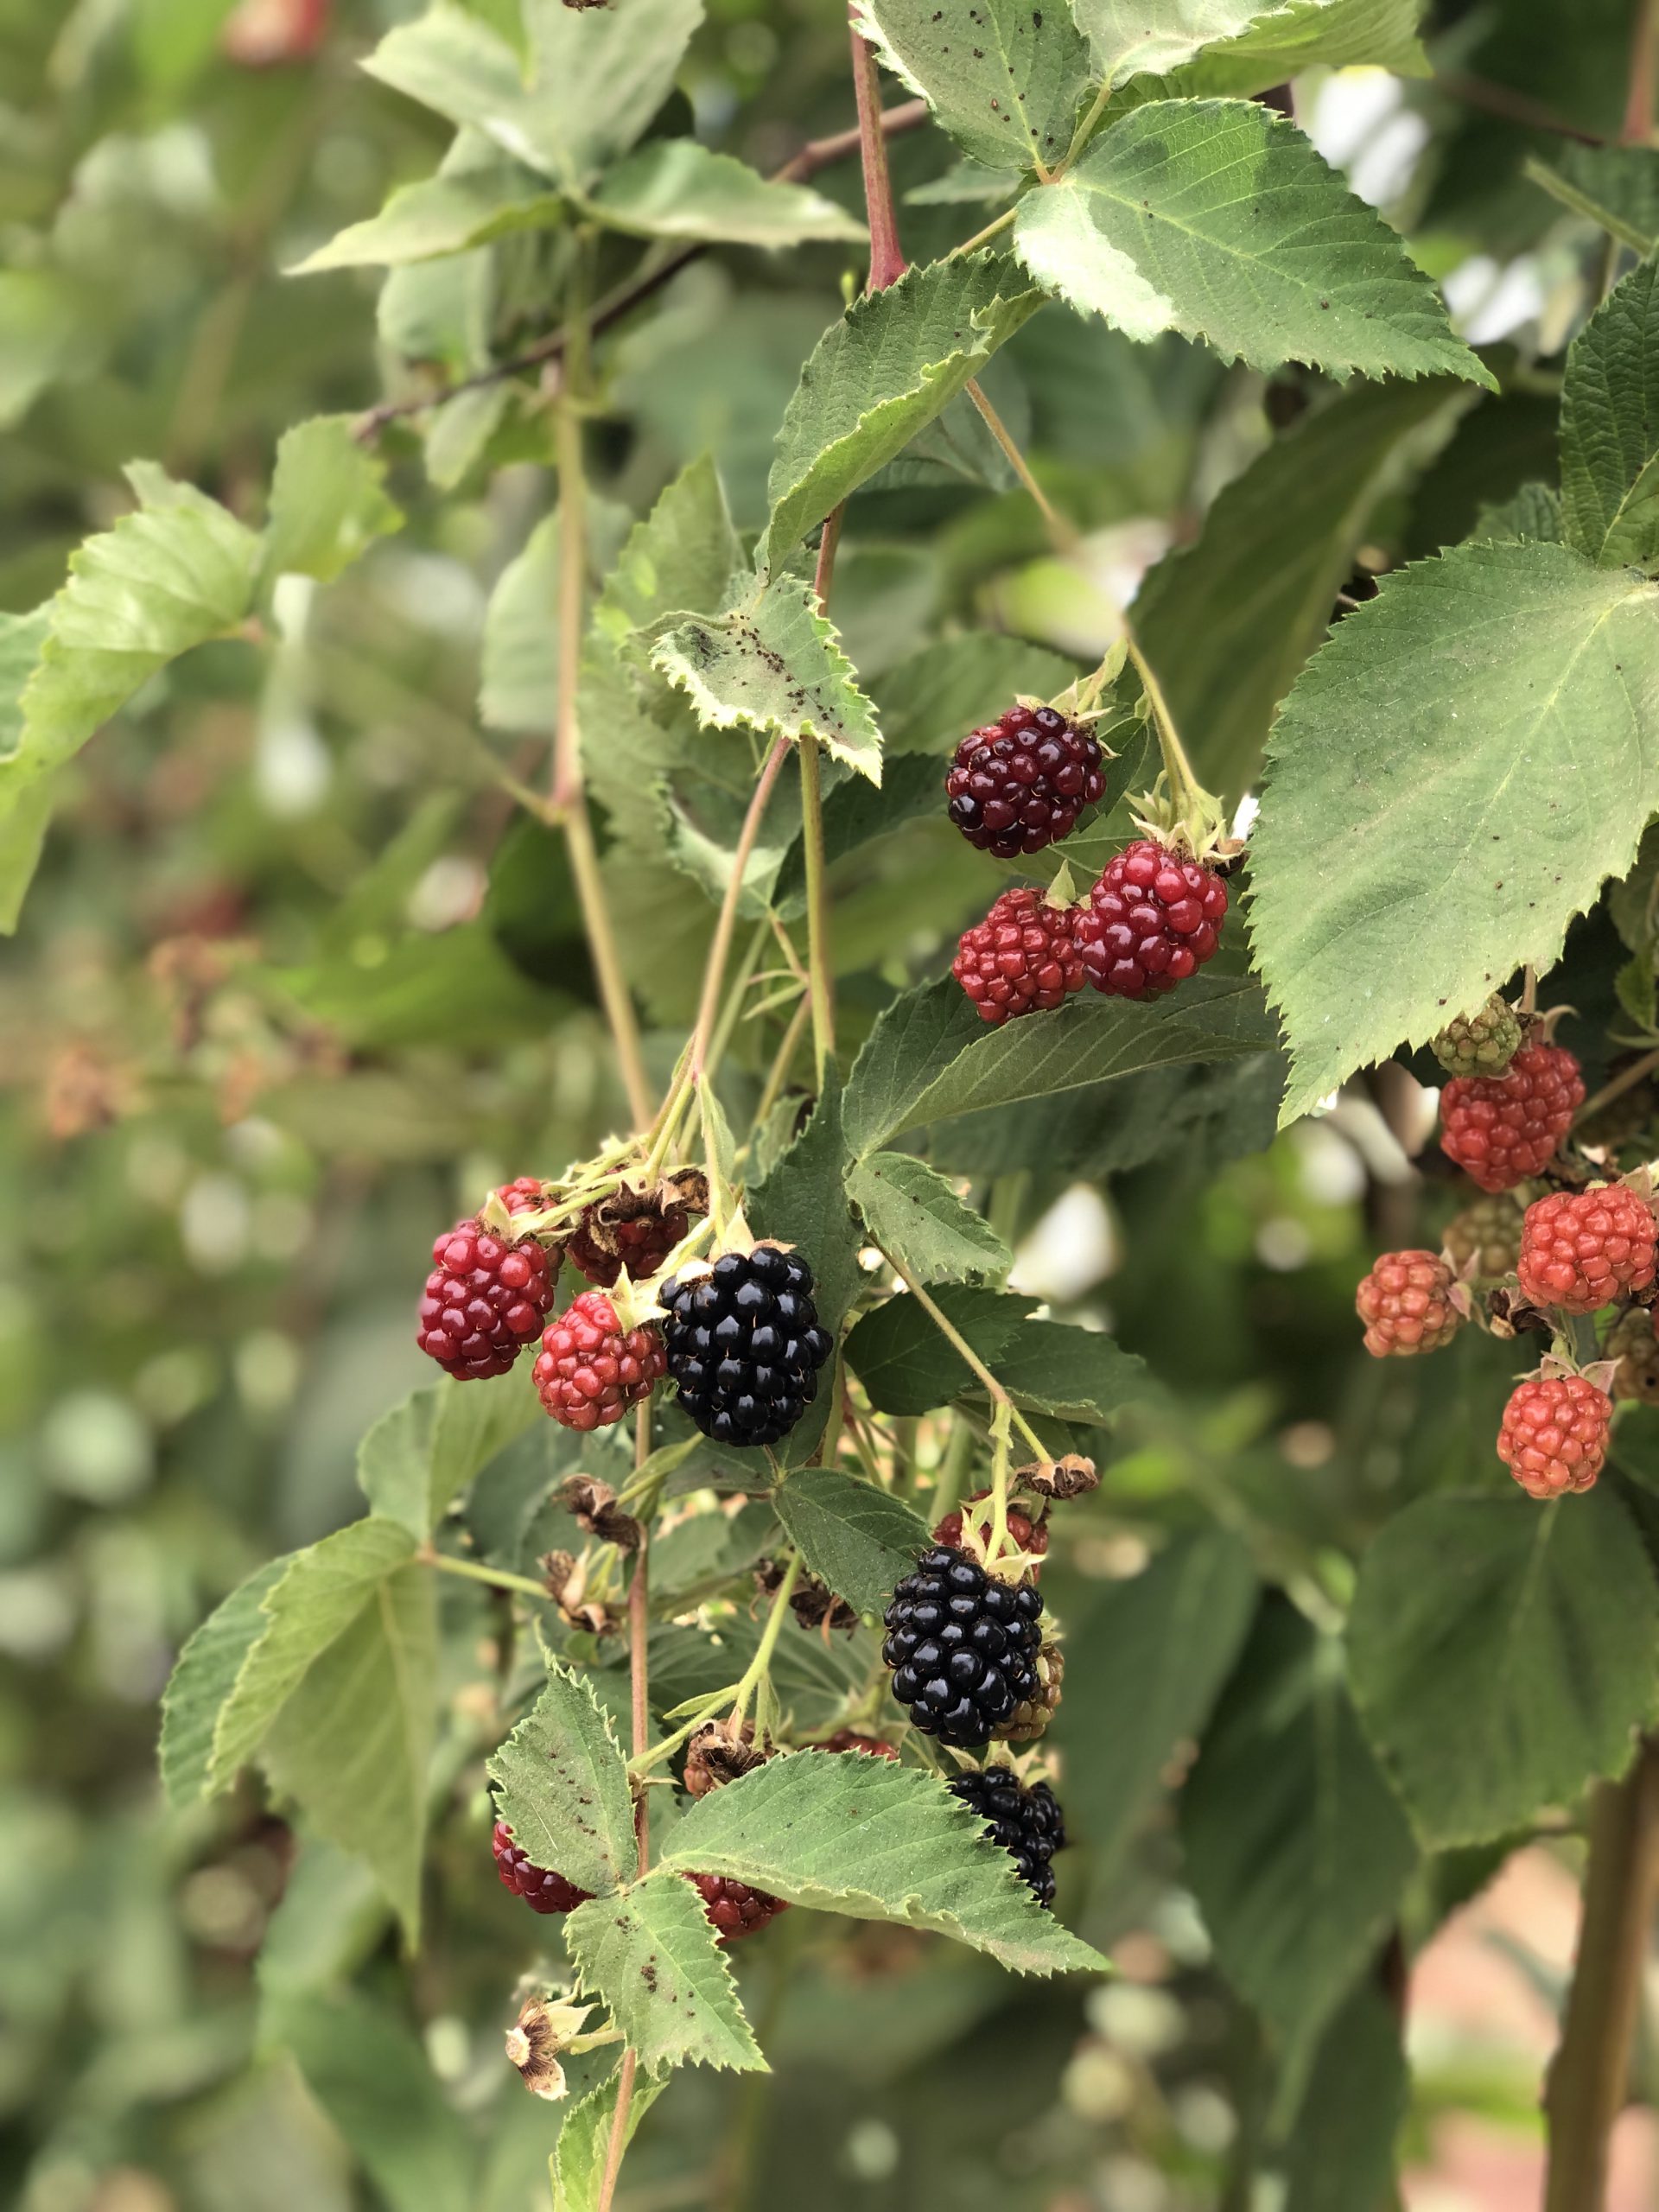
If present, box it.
[883,1254,1050,1462]
[1123,628,1205,817]
[731,1553,804,1727]
[963,378,1078,552]
[801,515,843,1084]
[752,995,813,1130]
[985,1402,1014,1564]
[952,205,1019,256]
[689,737,791,1082]
[421,1548,551,1604]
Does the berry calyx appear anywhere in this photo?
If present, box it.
[417,1220,556,1380]
[951,887,1084,1026]
[947,1769,1067,1908]
[660,1245,833,1450]
[932,1488,1049,1567]
[1443,1192,1526,1281]
[1439,1043,1585,1192]
[533,1292,666,1430]
[1355,1249,1464,1357]
[1430,996,1522,1080]
[567,1173,705,1288]
[1075,840,1228,1001]
[945,703,1106,858]
[1497,1372,1612,1500]
[1516,1184,1659,1314]
[492,1821,592,1914]
[882,1545,1045,1748]
[690,1872,789,1944]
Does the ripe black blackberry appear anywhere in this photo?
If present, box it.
[882,1545,1043,1747]
[947,1769,1066,1907]
[945,703,1105,858]
[659,1245,833,1450]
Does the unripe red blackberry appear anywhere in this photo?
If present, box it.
[819,1730,899,1758]
[1497,1373,1611,1499]
[947,1769,1066,1907]
[945,703,1105,857]
[1606,1306,1659,1404]
[1076,840,1228,1001]
[1443,1192,1525,1281]
[533,1292,666,1430]
[690,1872,789,1943]
[951,887,1084,1025]
[882,1545,1044,1747]
[932,1488,1049,1564]
[492,1821,592,1914]
[1439,1043,1584,1192]
[1430,996,1522,1080]
[494,1175,549,1217]
[1516,1185,1658,1314]
[417,1220,555,1380]
[1355,1249,1464,1357]
[568,1198,693,1290]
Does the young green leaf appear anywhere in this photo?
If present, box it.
[551,2069,665,2212]
[591,454,744,652]
[487,1662,638,1898]
[1560,257,1659,569]
[263,416,404,588]
[1347,1487,1659,1847]
[652,576,882,784]
[1014,102,1490,385]
[587,142,864,247]
[289,139,563,271]
[660,1752,1105,1973]
[847,1150,1010,1282]
[1471,481,1565,545]
[1250,539,1659,1124]
[1181,1601,1417,2060]
[772,1467,930,1617]
[844,1283,1146,1421]
[357,1379,541,1540]
[565,1868,765,2074]
[160,1558,291,1808]
[760,256,1046,569]
[480,499,632,733]
[1073,0,1427,90]
[850,0,1092,175]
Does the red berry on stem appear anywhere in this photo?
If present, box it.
[1076,840,1228,1001]
[932,1488,1050,1560]
[1497,1374,1611,1500]
[1516,1184,1657,1313]
[417,1220,554,1380]
[951,887,1084,1026]
[1355,1249,1463,1357]
[534,1292,666,1431]
[569,1205,690,1289]
[945,705,1105,858]
[690,1872,789,1943]
[495,1175,548,1217]
[1439,1043,1585,1192]
[493,1821,592,1914]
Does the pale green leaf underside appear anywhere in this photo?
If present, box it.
[1250,539,1659,1123]
[1073,0,1427,89]
[264,415,404,587]
[1014,101,1489,385]
[291,159,563,270]
[652,577,883,784]
[587,142,865,246]
[487,1663,638,1898]
[848,1149,1011,1281]
[772,1466,930,1618]
[761,254,1046,569]
[851,0,1092,174]
[566,1869,765,2075]
[0,605,56,931]
[160,1558,290,1808]
[1560,257,1659,569]
[1347,1488,1659,1847]
[660,1752,1108,1974]
[356,1376,539,1538]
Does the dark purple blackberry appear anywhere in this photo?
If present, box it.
[881,1545,1043,1748]
[659,1245,833,1450]
[944,702,1106,858]
[947,1769,1066,1907]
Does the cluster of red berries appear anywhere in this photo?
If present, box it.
[491,1821,786,1946]
[946,704,1228,1025]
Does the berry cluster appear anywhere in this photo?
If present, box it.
[1497,1374,1612,1500]
[951,887,1084,1026]
[417,1219,556,1380]
[1516,1185,1657,1314]
[1438,1043,1584,1192]
[1443,1192,1525,1282]
[660,1247,833,1449]
[533,1292,666,1431]
[947,1770,1067,1908]
[945,703,1104,857]
[882,1546,1044,1747]
[1355,1249,1463,1358]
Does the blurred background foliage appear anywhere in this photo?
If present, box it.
[0,2,1647,2208]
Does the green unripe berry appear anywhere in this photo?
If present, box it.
[1430,996,1522,1080]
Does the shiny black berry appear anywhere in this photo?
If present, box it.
[659,1246,833,1450]
[948,1769,1066,1907]
[881,1545,1043,1748]
[944,703,1105,859]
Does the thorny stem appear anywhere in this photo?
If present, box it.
[1543,1734,1659,2211]
[849,10,909,289]
[419,1548,551,1605]
[884,1253,1051,1462]
[1577,1044,1659,1126]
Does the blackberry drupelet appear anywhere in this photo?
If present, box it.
[882,1545,1044,1747]
[491,1821,592,1915]
[945,703,1106,858]
[947,1769,1067,1907]
[690,1872,789,1943]
[659,1246,833,1449]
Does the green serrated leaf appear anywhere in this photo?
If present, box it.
[1471,481,1565,545]
[566,1867,765,2074]
[587,142,864,246]
[1250,539,1659,1124]
[264,416,404,588]
[848,1150,1009,1282]
[488,1662,638,1897]
[850,0,1091,175]
[550,2069,664,2212]
[0,605,55,933]
[1526,145,1659,254]
[160,1559,291,1808]
[1560,258,1659,569]
[1278,1982,1408,2212]
[773,1467,930,1617]
[480,499,632,733]
[761,256,1046,569]
[1073,0,1427,89]
[358,1378,540,1540]
[844,1284,1146,1421]
[1347,1487,1659,1847]
[662,1752,1104,1972]
[290,139,563,272]
[652,576,882,783]
[1182,1601,1417,2059]
[1014,102,1489,385]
